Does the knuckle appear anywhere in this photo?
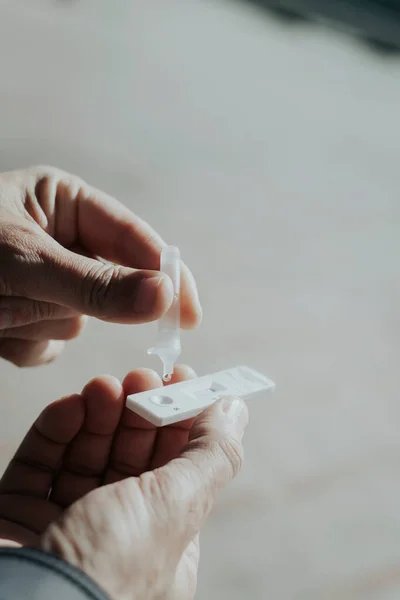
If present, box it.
[0,219,42,257]
[138,470,168,504]
[31,300,54,322]
[189,433,244,477]
[30,164,56,176]
[33,166,85,202]
[83,263,121,313]
[56,176,84,203]
[216,436,245,477]
[12,301,55,326]
[0,301,61,330]
[31,165,64,181]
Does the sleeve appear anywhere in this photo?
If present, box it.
[0,547,110,600]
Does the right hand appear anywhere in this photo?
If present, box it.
[0,366,248,600]
[0,166,202,367]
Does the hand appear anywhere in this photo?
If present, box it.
[0,166,202,367]
[0,365,248,600]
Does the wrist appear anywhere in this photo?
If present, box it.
[41,535,126,600]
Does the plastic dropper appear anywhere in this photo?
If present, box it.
[147,246,181,382]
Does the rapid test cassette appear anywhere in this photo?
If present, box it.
[126,365,275,427]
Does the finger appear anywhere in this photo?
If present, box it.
[150,365,197,470]
[0,393,85,499]
[50,375,124,508]
[145,397,248,549]
[0,518,40,546]
[0,297,76,329]
[103,369,163,484]
[0,339,66,367]
[3,222,174,324]
[72,182,202,329]
[166,364,197,388]
[0,495,62,536]
[2,316,88,341]
[105,365,197,483]
[32,169,202,328]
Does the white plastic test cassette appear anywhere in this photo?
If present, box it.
[126,366,275,427]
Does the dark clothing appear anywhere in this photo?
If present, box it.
[0,547,109,600]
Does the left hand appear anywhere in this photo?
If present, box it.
[0,365,247,600]
[0,166,202,366]
[0,365,198,549]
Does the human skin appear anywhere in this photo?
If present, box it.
[0,365,248,600]
[0,166,202,366]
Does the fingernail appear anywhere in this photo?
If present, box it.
[221,396,246,422]
[134,275,166,314]
[220,397,248,438]
[41,340,66,364]
[0,309,12,330]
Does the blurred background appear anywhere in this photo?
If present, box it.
[0,0,400,598]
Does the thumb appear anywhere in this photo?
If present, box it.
[151,397,248,547]
[4,228,174,323]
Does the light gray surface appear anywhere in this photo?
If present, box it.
[0,1,400,598]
